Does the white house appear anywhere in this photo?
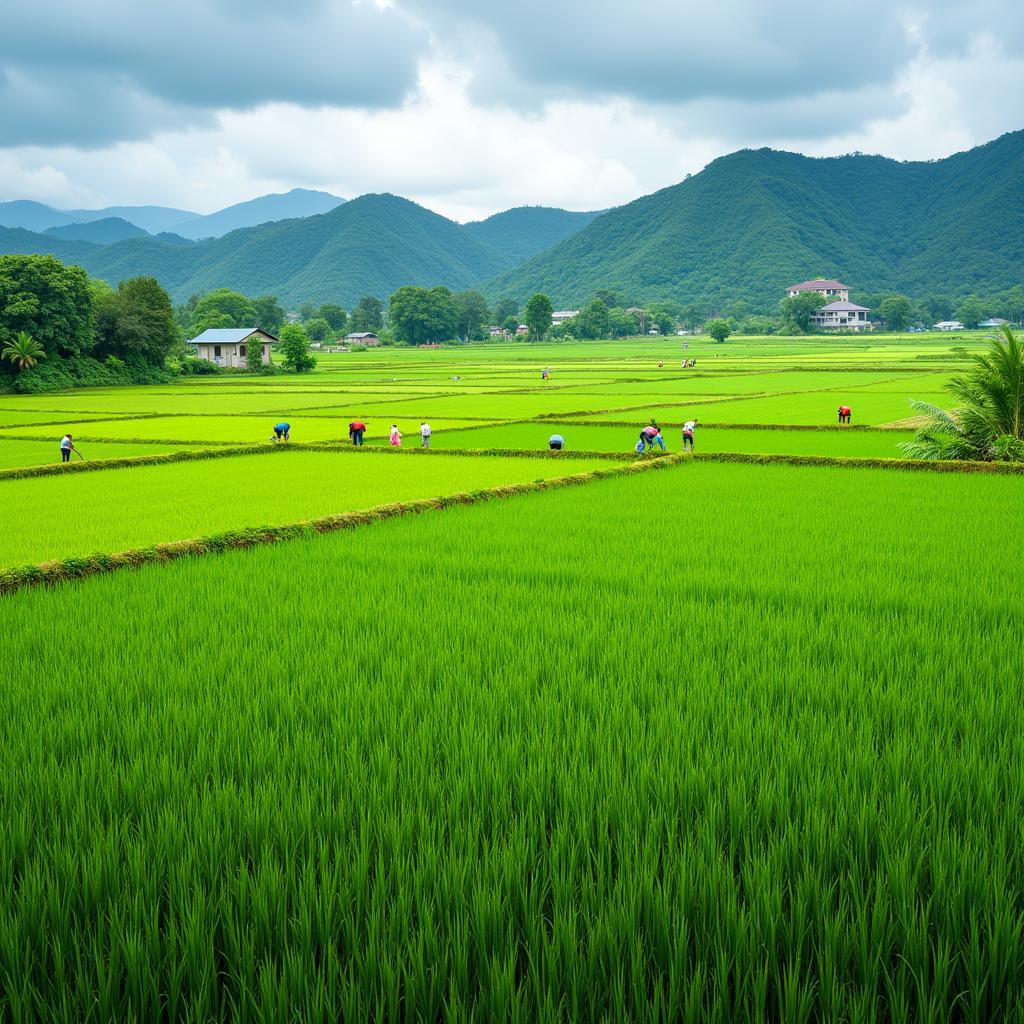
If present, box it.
[786,279,852,301]
[551,310,579,325]
[934,321,965,331]
[810,301,870,331]
[187,328,275,367]
[345,332,380,346]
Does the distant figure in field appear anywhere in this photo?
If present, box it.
[682,419,698,451]
[658,361,664,368]
[549,433,564,450]
[838,405,852,424]
[271,422,290,442]
[390,424,402,447]
[420,422,432,449]
[349,420,366,445]
[684,343,689,350]
[541,368,549,381]
[59,433,81,463]
[639,424,662,451]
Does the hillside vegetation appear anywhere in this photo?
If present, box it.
[483,131,1024,309]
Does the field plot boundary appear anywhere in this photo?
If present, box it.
[0,441,642,482]
[0,455,682,595]
[544,419,920,432]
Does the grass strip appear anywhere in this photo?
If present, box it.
[689,451,1024,474]
[0,455,683,595]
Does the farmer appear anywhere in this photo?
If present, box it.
[349,420,366,445]
[639,424,660,450]
[682,419,698,451]
[420,422,432,449]
[272,422,290,442]
[390,424,402,447]
[549,433,565,450]
[838,405,852,424]
[59,433,81,463]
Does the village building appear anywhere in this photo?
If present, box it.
[187,327,274,368]
[810,301,871,331]
[934,321,965,331]
[515,324,529,336]
[786,279,851,301]
[550,310,579,325]
[345,332,380,346]
[978,318,1009,328]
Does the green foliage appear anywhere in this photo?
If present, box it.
[608,306,639,337]
[738,315,778,334]
[1,331,46,370]
[879,294,913,331]
[304,317,331,342]
[388,285,459,345]
[704,317,732,343]
[492,297,518,323]
[10,354,173,393]
[189,289,257,335]
[904,325,1024,461]
[502,314,519,335]
[955,294,987,329]
[454,290,490,341]
[278,323,317,372]
[251,294,286,334]
[779,291,826,332]
[464,206,600,268]
[0,254,94,357]
[109,276,177,364]
[317,303,348,332]
[245,335,265,371]
[524,293,553,341]
[482,132,1024,310]
[570,298,610,339]
[349,295,384,334]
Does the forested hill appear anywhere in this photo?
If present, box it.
[464,207,601,267]
[0,195,510,308]
[482,131,1024,309]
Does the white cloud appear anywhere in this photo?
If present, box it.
[0,1,1021,220]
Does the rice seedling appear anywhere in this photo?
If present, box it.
[0,460,1020,1021]
[0,448,617,568]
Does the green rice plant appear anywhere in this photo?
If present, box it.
[0,461,1021,1020]
[0,449,619,568]
[0,438,209,470]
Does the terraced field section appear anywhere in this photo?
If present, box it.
[0,449,619,569]
[1,460,1021,1020]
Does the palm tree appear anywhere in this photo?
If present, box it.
[1,331,47,371]
[902,324,1024,462]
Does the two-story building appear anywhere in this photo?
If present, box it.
[810,301,871,331]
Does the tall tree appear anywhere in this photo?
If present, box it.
[389,286,459,345]
[704,318,731,343]
[879,294,913,332]
[492,297,518,323]
[189,289,257,335]
[252,295,286,335]
[350,296,384,334]
[317,303,348,332]
[111,277,177,363]
[304,317,331,342]
[524,293,554,342]
[779,292,826,332]
[279,324,316,372]
[955,295,986,329]
[454,290,490,341]
[0,254,94,357]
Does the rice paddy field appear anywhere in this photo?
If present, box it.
[1,332,1022,1021]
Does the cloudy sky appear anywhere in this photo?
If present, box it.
[1,0,1022,221]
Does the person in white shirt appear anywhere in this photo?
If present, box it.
[390,424,402,447]
[420,422,432,448]
[59,433,81,463]
[682,419,698,452]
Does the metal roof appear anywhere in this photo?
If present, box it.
[187,328,277,345]
[818,301,869,312]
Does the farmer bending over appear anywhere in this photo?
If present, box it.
[272,422,290,442]
[60,433,81,463]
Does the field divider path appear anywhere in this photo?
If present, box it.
[688,451,1024,474]
[0,454,684,595]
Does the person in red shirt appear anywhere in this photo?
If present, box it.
[837,405,851,425]
[348,420,367,445]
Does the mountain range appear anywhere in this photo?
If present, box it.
[0,131,1020,311]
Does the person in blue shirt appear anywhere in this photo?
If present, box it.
[271,422,291,442]
[549,433,565,450]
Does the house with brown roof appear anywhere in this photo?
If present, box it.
[786,279,851,301]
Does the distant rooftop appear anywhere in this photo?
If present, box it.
[786,279,851,292]
[187,327,276,345]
